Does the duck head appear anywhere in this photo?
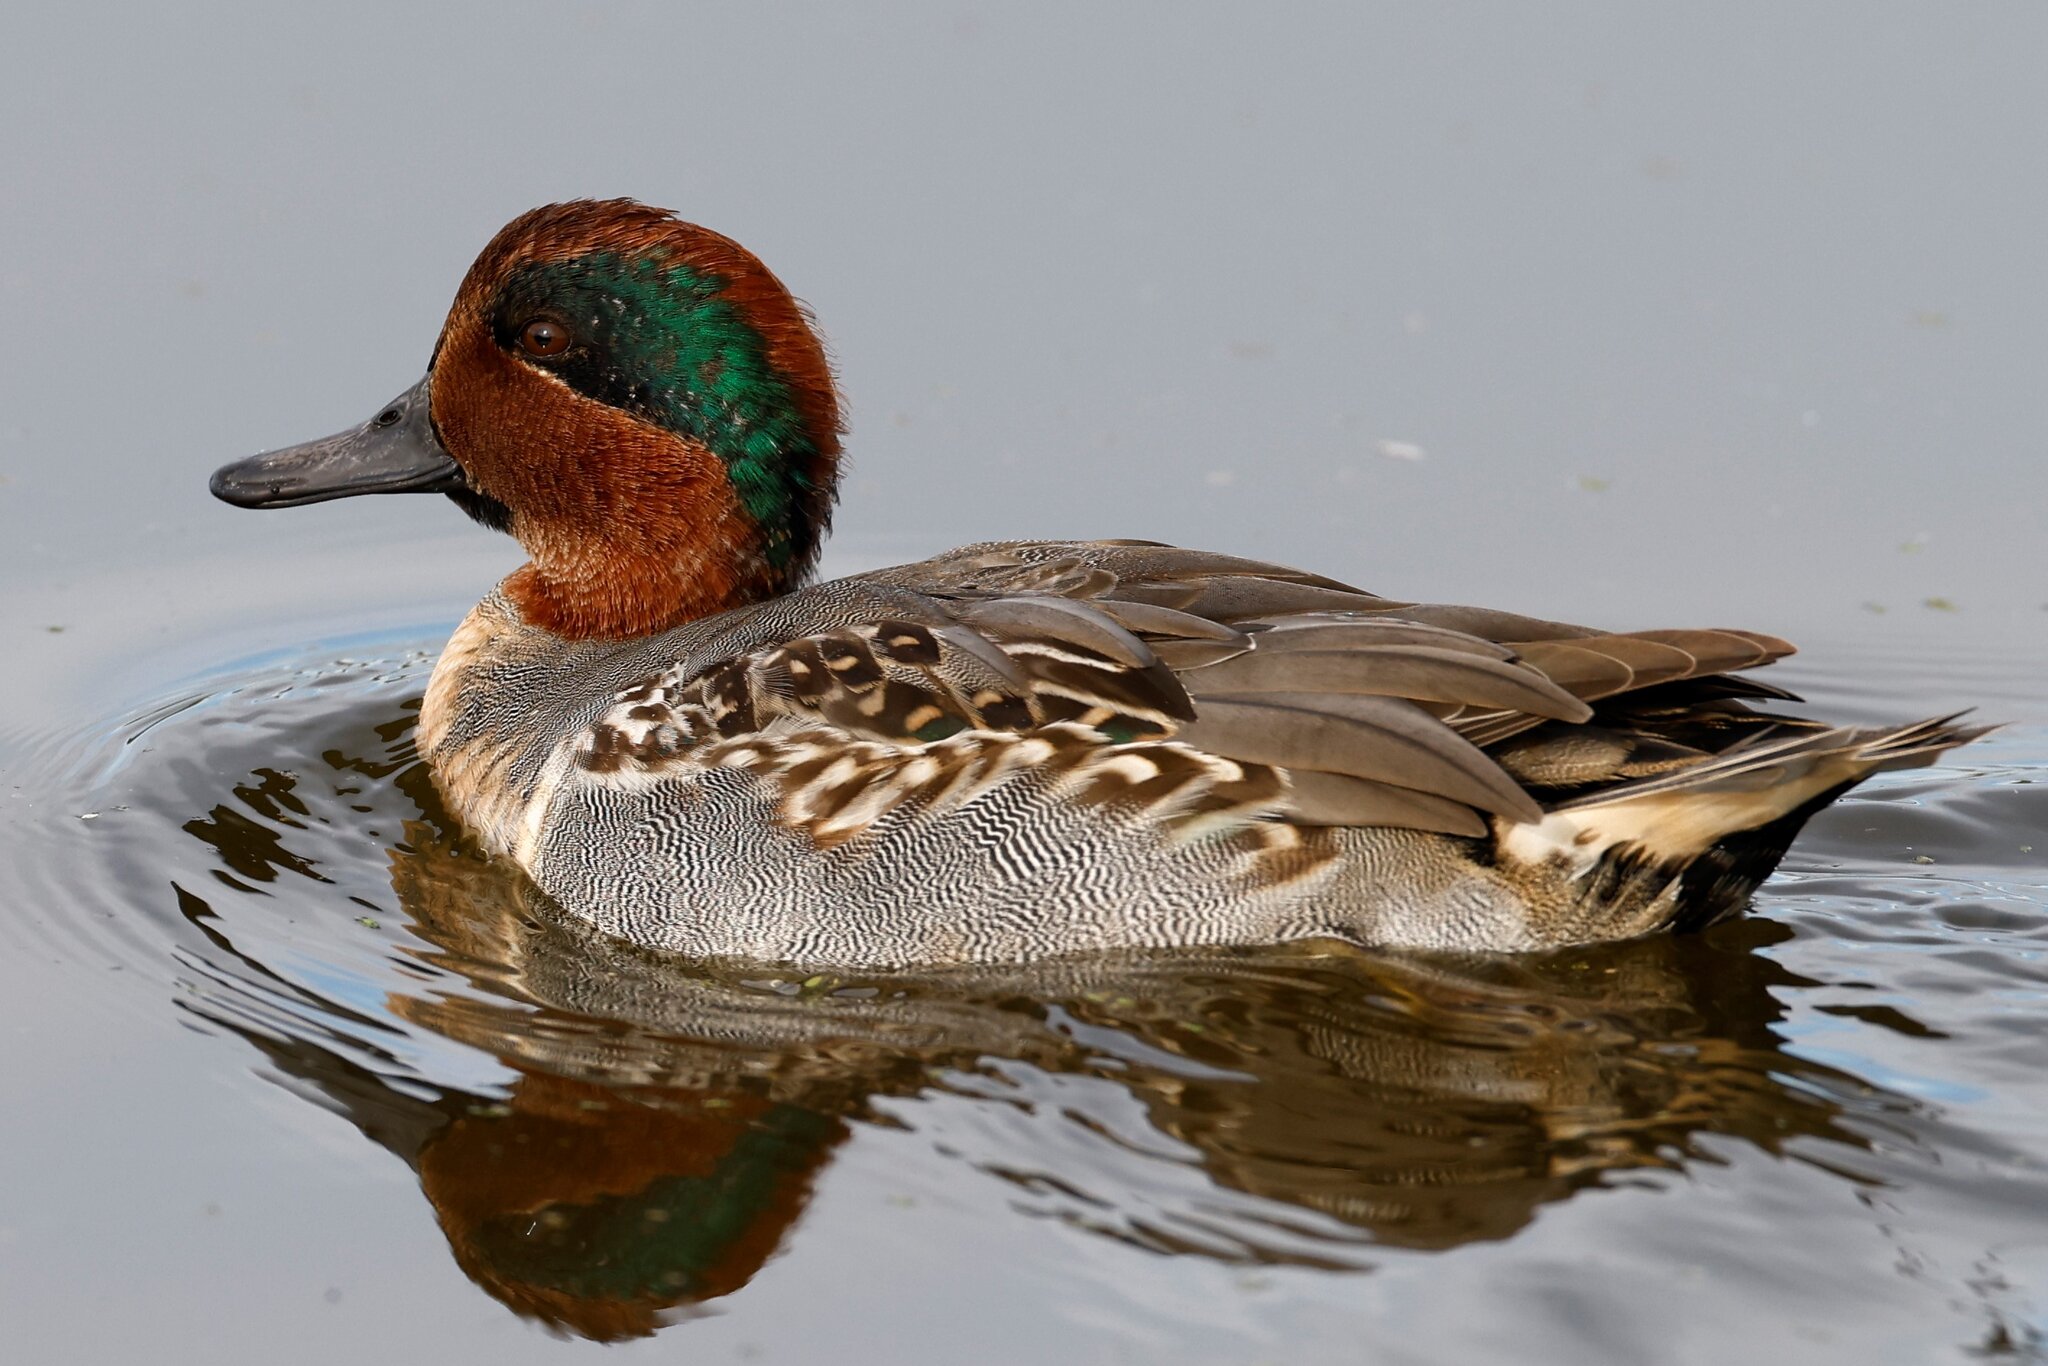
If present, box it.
[212,200,843,639]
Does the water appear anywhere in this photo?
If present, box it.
[4,625,2043,1360]
[4,4,2047,1362]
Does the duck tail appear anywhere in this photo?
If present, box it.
[1496,714,1991,934]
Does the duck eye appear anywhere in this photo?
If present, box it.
[518,318,570,358]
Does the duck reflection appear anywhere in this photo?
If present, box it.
[178,703,1906,1340]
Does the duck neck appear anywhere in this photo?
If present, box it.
[504,520,799,641]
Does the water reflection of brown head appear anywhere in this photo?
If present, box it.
[418,1074,838,1340]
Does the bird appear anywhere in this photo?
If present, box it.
[210,199,1984,968]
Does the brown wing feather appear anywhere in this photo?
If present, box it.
[1176,693,1542,823]
[1279,769,1490,836]
[1184,644,1592,720]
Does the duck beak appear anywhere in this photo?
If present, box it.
[210,376,466,509]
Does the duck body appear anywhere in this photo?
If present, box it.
[414,538,1972,966]
[216,200,1982,969]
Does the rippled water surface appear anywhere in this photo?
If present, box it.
[2,621,2043,1362]
[7,4,2048,1362]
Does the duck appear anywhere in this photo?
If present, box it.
[210,199,1983,968]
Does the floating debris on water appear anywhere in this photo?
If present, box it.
[1376,439,1426,462]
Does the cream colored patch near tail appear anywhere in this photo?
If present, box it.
[1498,715,1987,879]
[1500,774,1851,877]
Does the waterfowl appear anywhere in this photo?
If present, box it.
[211,199,1982,968]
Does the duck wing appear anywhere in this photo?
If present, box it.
[869,540,1817,809]
[579,539,1815,838]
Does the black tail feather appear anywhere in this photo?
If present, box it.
[1664,779,1862,932]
